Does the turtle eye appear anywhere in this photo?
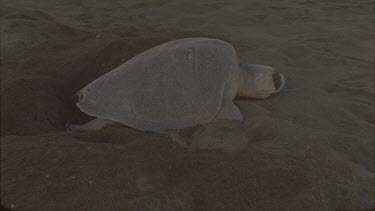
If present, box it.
[272,72,282,90]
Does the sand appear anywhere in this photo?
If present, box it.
[1,0,374,210]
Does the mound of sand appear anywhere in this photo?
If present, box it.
[1,0,374,210]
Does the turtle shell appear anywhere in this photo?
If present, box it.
[77,38,239,131]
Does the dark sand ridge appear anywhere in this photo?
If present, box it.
[1,0,374,210]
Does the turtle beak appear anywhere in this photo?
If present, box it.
[272,72,285,93]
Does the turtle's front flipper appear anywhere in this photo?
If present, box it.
[66,118,114,131]
[214,101,243,121]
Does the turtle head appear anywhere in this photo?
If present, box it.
[237,63,285,99]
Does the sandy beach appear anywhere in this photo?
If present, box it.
[1,0,374,210]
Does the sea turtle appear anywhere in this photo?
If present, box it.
[68,38,285,133]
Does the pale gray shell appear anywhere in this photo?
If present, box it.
[77,38,238,132]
